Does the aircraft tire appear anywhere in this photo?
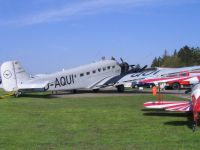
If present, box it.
[117,85,125,93]
[172,82,180,90]
[93,89,100,93]
[15,91,22,97]
[72,90,77,94]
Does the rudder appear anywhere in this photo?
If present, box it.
[1,61,30,92]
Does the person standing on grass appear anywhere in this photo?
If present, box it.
[152,86,157,96]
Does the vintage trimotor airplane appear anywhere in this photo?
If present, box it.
[144,83,200,131]
[0,58,146,97]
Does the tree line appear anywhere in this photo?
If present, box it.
[151,45,200,68]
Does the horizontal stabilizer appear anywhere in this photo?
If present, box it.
[144,101,192,112]
[18,81,49,90]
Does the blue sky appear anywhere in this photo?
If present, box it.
[0,0,200,74]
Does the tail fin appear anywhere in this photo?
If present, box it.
[1,61,30,92]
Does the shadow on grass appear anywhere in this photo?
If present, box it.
[20,93,53,99]
[164,114,194,129]
[52,90,153,95]
[143,110,194,129]
[52,89,187,95]
[143,112,189,117]
[141,108,165,112]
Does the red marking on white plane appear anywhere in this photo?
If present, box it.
[144,83,200,131]
[144,101,191,112]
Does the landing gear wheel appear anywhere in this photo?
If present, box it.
[172,82,180,90]
[72,90,77,94]
[15,91,22,97]
[117,85,125,93]
[193,123,196,132]
[93,89,99,93]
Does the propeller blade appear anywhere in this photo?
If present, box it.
[129,65,135,69]
[141,65,148,70]
[111,56,115,60]
[129,65,135,67]
[120,57,124,63]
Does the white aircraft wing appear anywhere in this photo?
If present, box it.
[184,76,200,84]
[88,75,117,89]
[141,77,185,84]
[140,75,200,86]
[144,101,192,112]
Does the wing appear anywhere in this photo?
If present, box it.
[88,75,118,89]
[141,77,188,85]
[144,101,192,112]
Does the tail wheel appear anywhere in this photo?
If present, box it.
[172,82,180,90]
[15,91,22,97]
[117,85,125,93]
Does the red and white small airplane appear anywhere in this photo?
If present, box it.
[144,83,200,131]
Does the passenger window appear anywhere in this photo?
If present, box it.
[103,67,106,71]
[93,70,96,74]
[181,72,187,77]
[166,73,178,77]
[80,73,84,77]
[98,68,101,72]
[107,66,110,70]
[86,72,90,75]
[112,66,115,69]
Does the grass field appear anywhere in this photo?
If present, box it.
[0,90,200,150]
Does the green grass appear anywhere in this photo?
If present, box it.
[0,91,200,150]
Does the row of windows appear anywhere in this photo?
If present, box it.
[79,65,115,77]
[161,72,189,78]
[190,69,200,73]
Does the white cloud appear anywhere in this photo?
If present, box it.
[0,0,197,26]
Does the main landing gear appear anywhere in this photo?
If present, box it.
[93,89,100,93]
[117,85,125,93]
[193,112,199,132]
[15,91,22,97]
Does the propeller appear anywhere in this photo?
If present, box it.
[119,57,147,74]
[141,65,148,71]
[120,57,136,69]
[129,65,135,69]
[120,57,124,63]
[111,56,116,60]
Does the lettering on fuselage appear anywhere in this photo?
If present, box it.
[44,74,75,91]
[130,70,160,78]
[55,75,74,88]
